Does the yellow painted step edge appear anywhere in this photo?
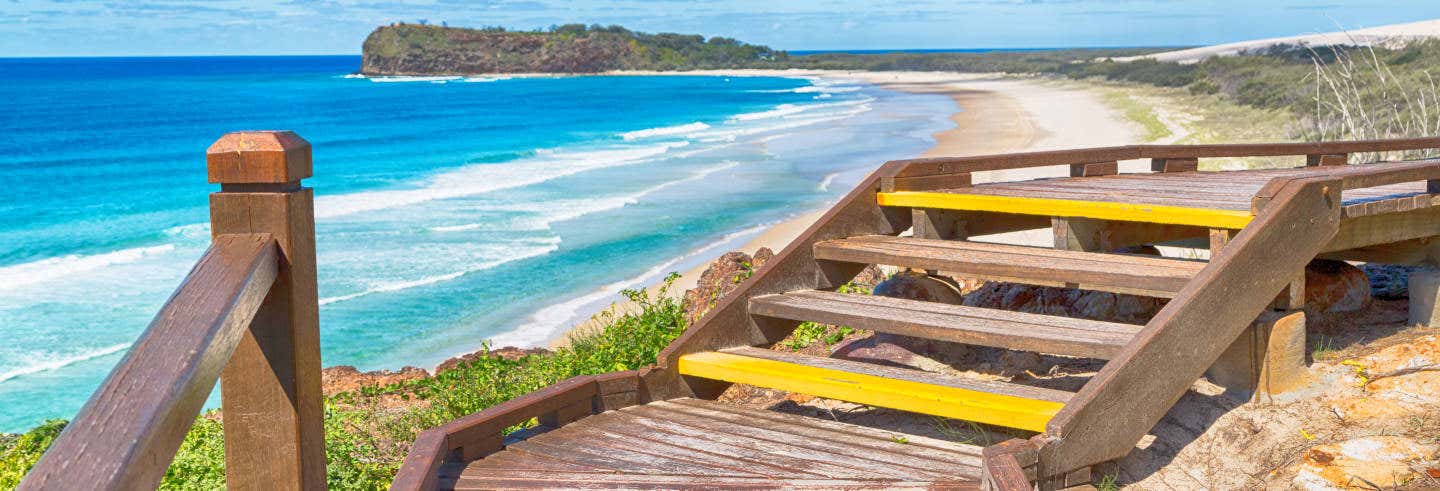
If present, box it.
[877,191,1254,229]
[677,351,1063,432]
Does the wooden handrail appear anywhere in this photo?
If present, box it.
[889,137,1440,178]
[1251,158,1440,212]
[19,130,325,491]
[20,234,279,490]
[391,371,645,491]
[1039,176,1343,474]
[1326,158,1440,190]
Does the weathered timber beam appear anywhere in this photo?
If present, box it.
[1151,157,1199,173]
[1323,205,1440,253]
[1320,237,1440,266]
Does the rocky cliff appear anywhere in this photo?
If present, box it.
[360,23,786,75]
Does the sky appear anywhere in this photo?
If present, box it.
[4,1,1440,57]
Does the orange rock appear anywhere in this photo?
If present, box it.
[1291,436,1438,489]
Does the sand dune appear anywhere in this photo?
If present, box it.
[1116,18,1440,64]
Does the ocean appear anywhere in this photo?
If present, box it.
[0,56,955,431]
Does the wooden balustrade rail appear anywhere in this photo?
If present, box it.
[883,137,1440,191]
[19,131,326,491]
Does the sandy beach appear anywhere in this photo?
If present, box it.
[546,71,1144,348]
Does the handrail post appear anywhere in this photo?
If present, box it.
[207,131,326,489]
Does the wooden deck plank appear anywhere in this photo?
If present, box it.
[507,434,757,477]
[545,421,846,479]
[655,399,984,465]
[814,235,1203,297]
[613,405,968,477]
[566,411,924,479]
[678,348,1068,431]
[750,290,1141,359]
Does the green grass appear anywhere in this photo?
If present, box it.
[1100,91,1172,142]
[1096,473,1121,490]
[0,274,691,490]
[781,282,867,351]
[1311,335,1338,361]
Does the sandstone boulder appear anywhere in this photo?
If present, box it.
[321,365,429,396]
[682,248,774,324]
[872,270,965,304]
[1305,260,1370,313]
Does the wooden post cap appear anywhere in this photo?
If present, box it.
[206,131,312,184]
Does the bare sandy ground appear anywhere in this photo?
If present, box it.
[547,71,1143,346]
[1115,18,1440,64]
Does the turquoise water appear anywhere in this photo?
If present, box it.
[0,56,955,431]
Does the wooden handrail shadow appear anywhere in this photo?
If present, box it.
[19,131,326,490]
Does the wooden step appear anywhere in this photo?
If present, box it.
[676,347,1070,432]
[749,290,1143,359]
[814,235,1205,297]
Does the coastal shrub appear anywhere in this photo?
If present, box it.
[0,420,64,489]
[1,276,690,490]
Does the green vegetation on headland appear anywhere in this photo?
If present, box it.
[1,278,690,490]
[362,23,787,74]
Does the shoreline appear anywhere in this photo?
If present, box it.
[537,70,1139,352]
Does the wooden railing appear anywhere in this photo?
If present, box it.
[882,136,1440,191]
[20,131,326,490]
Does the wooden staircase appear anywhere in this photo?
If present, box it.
[672,237,1197,435]
[389,138,1440,491]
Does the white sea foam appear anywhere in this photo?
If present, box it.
[730,104,808,121]
[798,85,861,93]
[368,76,463,83]
[318,237,562,306]
[750,85,861,94]
[489,221,773,347]
[0,344,130,384]
[314,141,687,219]
[163,223,210,240]
[428,161,740,234]
[462,76,508,83]
[0,245,176,291]
[698,113,855,143]
[818,172,839,192]
[620,122,710,141]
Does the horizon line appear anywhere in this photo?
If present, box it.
[0,44,1200,60]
